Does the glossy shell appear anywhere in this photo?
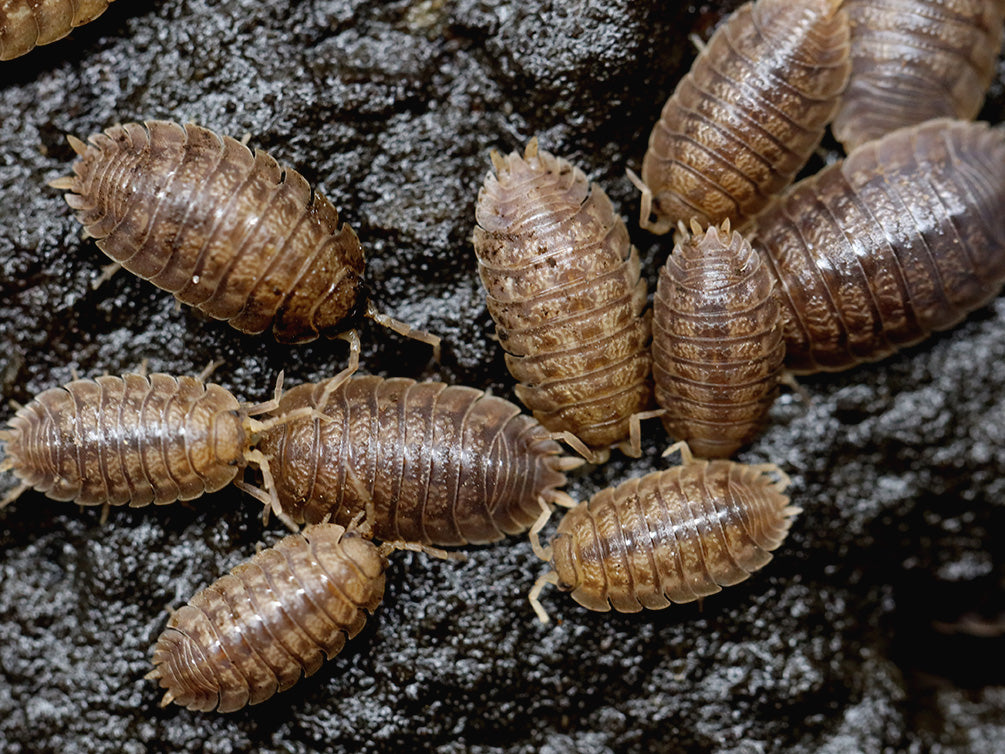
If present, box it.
[0,0,114,60]
[256,375,574,546]
[653,221,784,457]
[545,458,795,613]
[55,121,366,344]
[832,0,1005,152]
[472,140,653,453]
[148,524,386,713]
[749,119,1005,373]
[639,0,850,233]
[0,373,247,506]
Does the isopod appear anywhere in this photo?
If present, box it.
[832,0,1005,153]
[652,219,784,458]
[472,138,655,462]
[528,444,798,622]
[747,118,1005,373]
[634,0,851,234]
[0,371,282,512]
[0,0,115,61]
[146,523,388,713]
[253,372,581,546]
[50,121,439,351]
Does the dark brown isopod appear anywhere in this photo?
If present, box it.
[747,118,1005,373]
[0,0,114,61]
[473,139,655,461]
[51,121,438,350]
[147,523,387,713]
[652,220,785,458]
[0,372,280,511]
[254,372,580,546]
[529,444,797,622]
[635,0,850,234]
[832,0,1005,153]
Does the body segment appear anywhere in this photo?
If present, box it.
[0,0,114,60]
[530,450,796,620]
[748,119,1005,373]
[255,375,576,546]
[653,221,784,457]
[833,0,1005,152]
[148,524,386,713]
[473,139,653,457]
[638,0,850,233]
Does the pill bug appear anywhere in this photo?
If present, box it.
[652,219,784,458]
[0,0,114,61]
[50,121,439,351]
[832,0,1005,153]
[529,444,798,622]
[747,118,1005,373]
[146,523,388,713]
[472,138,655,461]
[635,0,851,234]
[0,372,281,511]
[254,372,581,546]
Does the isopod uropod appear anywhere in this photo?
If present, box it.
[652,219,785,458]
[51,121,439,351]
[0,372,282,512]
[254,372,581,546]
[473,138,655,462]
[748,118,1005,373]
[147,523,388,713]
[832,0,1005,153]
[635,0,851,234]
[529,444,798,622]
[0,0,115,61]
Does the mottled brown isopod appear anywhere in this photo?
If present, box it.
[636,0,850,234]
[653,220,785,458]
[0,372,279,511]
[254,373,580,546]
[0,0,114,61]
[51,121,438,351]
[832,0,1005,153]
[473,139,654,461]
[747,118,1005,373]
[529,444,797,622]
[147,523,386,713]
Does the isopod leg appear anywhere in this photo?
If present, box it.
[365,302,441,362]
[626,168,673,236]
[343,464,376,539]
[379,540,466,562]
[615,408,665,458]
[244,371,286,416]
[780,371,811,405]
[750,463,792,494]
[196,359,224,382]
[662,441,696,465]
[688,32,707,54]
[91,261,122,290]
[529,571,560,624]
[241,449,298,531]
[529,497,555,562]
[548,431,606,465]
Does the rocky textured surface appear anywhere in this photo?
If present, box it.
[0,1,1002,752]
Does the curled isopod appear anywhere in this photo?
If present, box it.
[472,138,655,462]
[747,118,1005,373]
[50,121,438,351]
[529,444,798,622]
[832,0,1005,152]
[147,523,387,713]
[0,371,282,512]
[253,371,581,546]
[652,220,785,458]
[0,0,115,61]
[635,0,850,234]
